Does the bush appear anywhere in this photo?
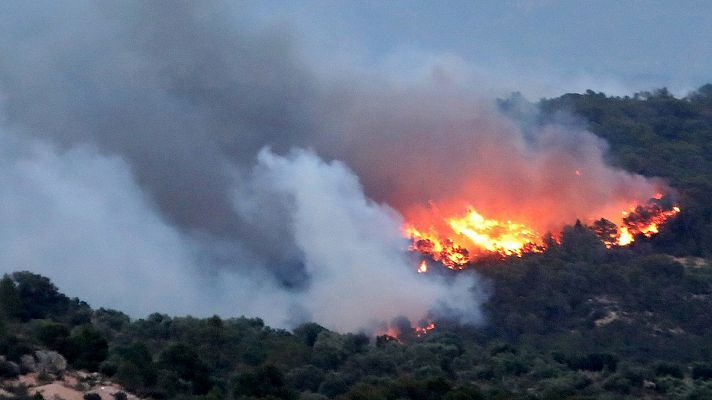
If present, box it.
[317,373,349,398]
[692,363,712,380]
[555,352,618,372]
[157,343,211,394]
[113,392,128,400]
[98,361,118,377]
[232,365,296,400]
[0,359,20,378]
[654,362,684,379]
[603,373,634,394]
[286,365,325,392]
[64,325,108,371]
[33,322,70,351]
[298,393,328,400]
[293,323,327,347]
[443,386,484,400]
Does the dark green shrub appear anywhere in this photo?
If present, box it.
[692,363,712,380]
[0,359,20,378]
[232,365,296,400]
[654,362,684,379]
[113,392,128,400]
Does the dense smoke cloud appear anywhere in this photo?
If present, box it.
[311,79,665,234]
[0,126,480,330]
[238,149,480,332]
[0,1,663,330]
[0,127,293,321]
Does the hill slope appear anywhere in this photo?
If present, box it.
[2,86,712,399]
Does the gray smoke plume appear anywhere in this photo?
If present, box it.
[0,1,663,331]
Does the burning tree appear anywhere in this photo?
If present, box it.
[405,198,680,269]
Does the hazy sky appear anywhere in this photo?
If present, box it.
[251,0,712,97]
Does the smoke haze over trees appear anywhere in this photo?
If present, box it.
[0,2,712,399]
[0,1,688,332]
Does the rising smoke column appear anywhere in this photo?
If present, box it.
[236,149,481,332]
[0,127,296,322]
[316,81,666,236]
[0,124,482,331]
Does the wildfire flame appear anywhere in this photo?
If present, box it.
[405,197,680,268]
[404,208,545,268]
[415,322,436,337]
[377,320,437,341]
[617,204,680,245]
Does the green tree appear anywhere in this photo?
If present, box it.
[232,365,295,399]
[293,322,327,347]
[0,275,20,320]
[158,343,212,394]
[33,321,70,351]
[11,271,70,320]
[65,325,108,371]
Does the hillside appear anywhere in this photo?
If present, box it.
[2,86,712,400]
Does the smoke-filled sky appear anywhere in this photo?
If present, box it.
[251,0,712,96]
[0,1,696,331]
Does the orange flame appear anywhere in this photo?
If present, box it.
[376,321,437,340]
[404,198,679,267]
[615,204,680,246]
[617,226,634,246]
[417,259,428,273]
[448,209,543,255]
[415,322,436,337]
[405,207,544,268]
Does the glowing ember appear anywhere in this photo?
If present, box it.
[376,321,437,341]
[417,259,428,273]
[415,322,436,337]
[405,198,680,267]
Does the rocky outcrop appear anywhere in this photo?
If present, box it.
[20,354,36,373]
[33,350,67,375]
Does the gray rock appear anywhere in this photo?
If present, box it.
[20,354,37,373]
[34,350,67,375]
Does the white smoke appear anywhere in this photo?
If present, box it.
[237,148,481,332]
[0,127,482,331]
[0,128,294,320]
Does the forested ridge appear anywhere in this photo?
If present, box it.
[539,84,712,256]
[2,86,712,400]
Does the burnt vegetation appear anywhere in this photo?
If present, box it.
[2,86,712,399]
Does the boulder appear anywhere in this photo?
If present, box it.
[20,354,37,373]
[34,350,67,375]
